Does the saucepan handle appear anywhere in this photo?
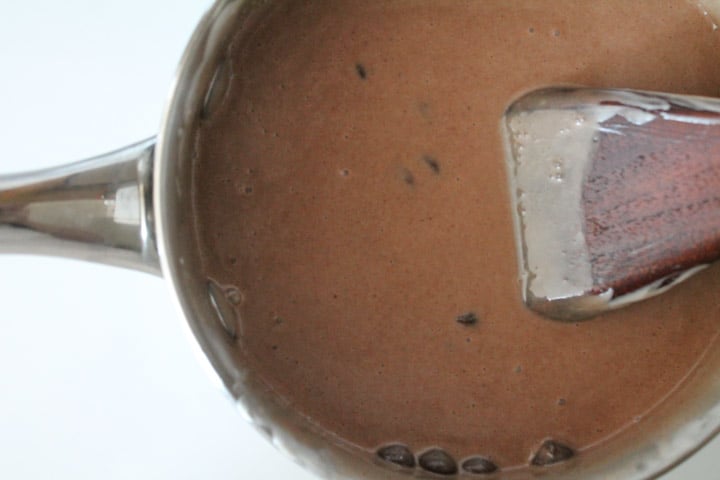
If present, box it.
[0,138,161,275]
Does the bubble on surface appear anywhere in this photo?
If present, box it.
[225,286,244,305]
[549,158,565,183]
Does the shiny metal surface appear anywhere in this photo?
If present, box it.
[504,87,720,322]
[151,3,720,479]
[2,1,720,479]
[0,138,159,274]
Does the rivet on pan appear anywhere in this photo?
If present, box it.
[530,439,575,467]
[376,444,416,469]
[418,448,458,475]
[207,279,241,339]
[202,59,232,120]
[461,456,498,475]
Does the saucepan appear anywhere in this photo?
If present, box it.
[2,1,720,478]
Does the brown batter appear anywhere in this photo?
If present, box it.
[192,0,720,473]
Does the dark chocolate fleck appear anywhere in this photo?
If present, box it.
[356,63,367,80]
[377,444,415,468]
[422,154,441,174]
[461,456,499,475]
[530,440,575,466]
[456,312,479,325]
[402,168,415,185]
[418,448,458,475]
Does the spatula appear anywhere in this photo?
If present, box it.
[503,87,720,321]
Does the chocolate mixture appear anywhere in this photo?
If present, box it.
[192,0,720,473]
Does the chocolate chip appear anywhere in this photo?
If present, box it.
[530,440,575,466]
[377,444,415,468]
[422,154,441,174]
[418,448,458,475]
[456,312,478,325]
[356,63,367,80]
[461,456,498,475]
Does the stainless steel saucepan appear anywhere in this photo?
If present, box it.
[3,1,720,478]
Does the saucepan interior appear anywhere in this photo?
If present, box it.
[153,1,720,478]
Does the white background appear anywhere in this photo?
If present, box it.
[0,1,715,478]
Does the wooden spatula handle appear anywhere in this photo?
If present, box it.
[584,103,720,296]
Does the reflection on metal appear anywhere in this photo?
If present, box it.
[0,138,159,274]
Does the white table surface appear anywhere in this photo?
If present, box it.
[0,1,715,478]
